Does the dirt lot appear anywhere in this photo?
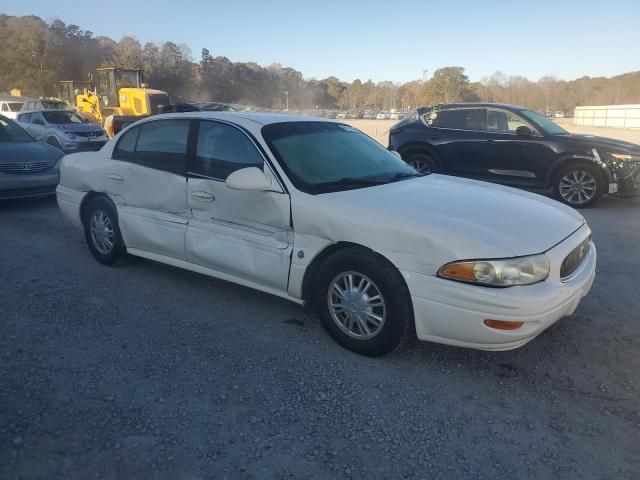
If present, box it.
[1,194,640,478]
[346,118,640,146]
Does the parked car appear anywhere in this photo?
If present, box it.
[20,98,73,112]
[57,112,595,356]
[555,111,565,118]
[376,112,388,120]
[336,111,348,119]
[389,112,403,120]
[389,103,640,207]
[0,97,27,120]
[0,114,63,200]
[363,110,376,119]
[166,101,237,113]
[17,109,108,153]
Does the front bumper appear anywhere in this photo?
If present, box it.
[62,140,107,153]
[0,170,59,199]
[612,161,640,197]
[403,225,596,351]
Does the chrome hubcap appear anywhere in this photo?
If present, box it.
[408,158,431,174]
[559,170,597,205]
[327,272,386,340]
[90,210,114,255]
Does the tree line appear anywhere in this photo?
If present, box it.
[2,14,639,113]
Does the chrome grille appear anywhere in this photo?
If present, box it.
[74,131,103,138]
[561,237,591,281]
[0,161,51,174]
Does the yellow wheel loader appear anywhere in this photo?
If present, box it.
[59,68,171,137]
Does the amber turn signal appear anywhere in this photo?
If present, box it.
[439,262,477,281]
[483,319,524,330]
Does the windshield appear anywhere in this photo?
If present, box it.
[520,109,568,135]
[0,117,33,142]
[7,102,24,112]
[115,70,140,88]
[43,111,84,124]
[41,100,71,110]
[262,121,418,193]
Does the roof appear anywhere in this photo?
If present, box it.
[425,102,528,110]
[150,111,329,126]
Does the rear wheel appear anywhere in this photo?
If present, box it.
[553,162,604,208]
[314,248,415,356]
[404,152,438,174]
[83,196,127,265]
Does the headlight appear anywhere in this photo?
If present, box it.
[609,153,640,162]
[65,132,77,139]
[438,254,550,287]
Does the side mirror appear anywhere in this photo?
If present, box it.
[225,167,272,191]
[32,118,44,126]
[516,125,533,136]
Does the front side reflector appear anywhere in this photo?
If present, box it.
[483,319,524,330]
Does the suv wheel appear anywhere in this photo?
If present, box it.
[314,248,415,356]
[47,137,63,151]
[553,162,604,208]
[83,196,127,265]
[405,152,438,174]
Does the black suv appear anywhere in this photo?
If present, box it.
[388,103,640,207]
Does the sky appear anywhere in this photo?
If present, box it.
[2,0,639,84]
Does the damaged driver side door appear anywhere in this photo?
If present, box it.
[185,120,292,291]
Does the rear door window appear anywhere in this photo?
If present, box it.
[427,108,486,132]
[112,126,140,161]
[132,120,190,175]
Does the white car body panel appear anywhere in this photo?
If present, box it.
[57,112,596,351]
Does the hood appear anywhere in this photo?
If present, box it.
[320,175,585,257]
[557,133,640,154]
[0,141,63,165]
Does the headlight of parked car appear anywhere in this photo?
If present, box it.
[438,254,550,287]
[609,153,640,162]
[65,132,77,140]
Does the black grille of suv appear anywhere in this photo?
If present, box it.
[561,237,591,281]
[0,161,51,174]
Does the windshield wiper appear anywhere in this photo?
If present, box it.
[388,171,427,182]
[312,177,389,190]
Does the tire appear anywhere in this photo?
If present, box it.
[82,196,127,265]
[47,137,63,151]
[552,162,604,208]
[404,152,438,174]
[314,248,415,357]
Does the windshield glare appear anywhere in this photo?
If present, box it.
[41,100,70,110]
[263,122,417,193]
[520,109,568,135]
[43,111,84,124]
[0,118,33,142]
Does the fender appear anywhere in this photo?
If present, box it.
[544,150,614,187]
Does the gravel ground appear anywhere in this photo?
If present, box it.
[1,195,639,479]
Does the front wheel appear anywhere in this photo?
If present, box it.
[404,152,438,174]
[314,248,415,356]
[553,163,604,208]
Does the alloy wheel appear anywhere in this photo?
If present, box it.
[327,271,386,340]
[559,169,597,205]
[408,158,432,174]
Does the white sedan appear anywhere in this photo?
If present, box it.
[57,112,596,356]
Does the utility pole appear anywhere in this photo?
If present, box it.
[283,91,289,111]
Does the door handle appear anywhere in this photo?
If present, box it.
[191,191,214,202]
[106,173,124,183]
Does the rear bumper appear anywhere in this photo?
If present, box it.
[56,185,85,228]
[0,170,59,199]
[403,225,596,351]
